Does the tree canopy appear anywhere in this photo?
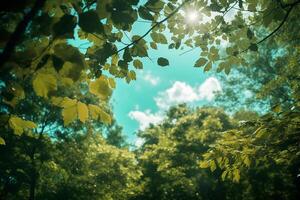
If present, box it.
[0,0,300,199]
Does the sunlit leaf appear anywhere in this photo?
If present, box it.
[0,137,5,145]
[77,102,89,123]
[33,72,57,98]
[9,116,37,135]
[89,76,112,100]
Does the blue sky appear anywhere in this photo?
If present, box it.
[111,22,223,144]
[69,10,224,146]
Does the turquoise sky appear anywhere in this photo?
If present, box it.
[111,22,222,145]
[69,12,223,146]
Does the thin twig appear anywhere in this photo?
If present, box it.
[116,0,192,54]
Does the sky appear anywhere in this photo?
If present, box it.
[69,7,226,146]
[111,22,223,145]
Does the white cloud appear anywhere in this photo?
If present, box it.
[128,77,222,130]
[128,109,163,130]
[141,71,160,86]
[155,81,199,109]
[197,77,222,101]
[155,77,222,110]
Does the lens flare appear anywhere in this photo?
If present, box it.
[186,10,198,23]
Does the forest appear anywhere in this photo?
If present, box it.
[0,0,299,199]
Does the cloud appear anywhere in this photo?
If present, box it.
[155,81,199,109]
[155,77,222,109]
[198,77,222,101]
[128,109,164,130]
[128,77,222,130]
[141,71,160,86]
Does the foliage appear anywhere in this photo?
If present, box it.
[1,0,300,199]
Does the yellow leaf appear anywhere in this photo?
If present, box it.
[88,104,111,124]
[9,116,37,135]
[62,104,77,126]
[233,169,240,182]
[77,102,88,123]
[61,77,74,87]
[33,72,57,98]
[60,98,78,125]
[61,97,77,108]
[199,160,210,168]
[89,76,112,100]
[221,170,228,181]
[53,98,91,125]
[0,137,5,145]
[128,70,136,80]
[210,160,217,172]
[108,77,116,88]
[88,104,101,120]
[99,109,111,125]
[243,156,251,167]
[51,96,64,106]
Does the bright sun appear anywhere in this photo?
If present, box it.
[186,10,199,23]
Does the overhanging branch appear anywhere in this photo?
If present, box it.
[0,0,46,71]
[116,0,192,54]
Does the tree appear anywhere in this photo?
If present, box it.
[1,0,300,199]
[134,105,237,200]
[1,0,300,143]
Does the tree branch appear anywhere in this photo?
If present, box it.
[238,3,296,55]
[256,5,294,45]
[0,0,46,70]
[116,0,192,54]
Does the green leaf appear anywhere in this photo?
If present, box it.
[249,43,258,51]
[9,116,37,135]
[145,0,164,13]
[221,170,228,181]
[96,0,112,19]
[33,72,57,98]
[224,64,231,75]
[194,58,207,67]
[243,156,251,167]
[79,11,103,33]
[210,160,217,172]
[0,137,5,145]
[138,6,154,20]
[130,36,148,57]
[133,59,143,69]
[157,57,169,66]
[247,28,254,39]
[123,48,133,62]
[53,14,77,38]
[204,62,212,72]
[272,104,281,113]
[150,42,157,49]
[150,32,167,44]
[128,70,136,80]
